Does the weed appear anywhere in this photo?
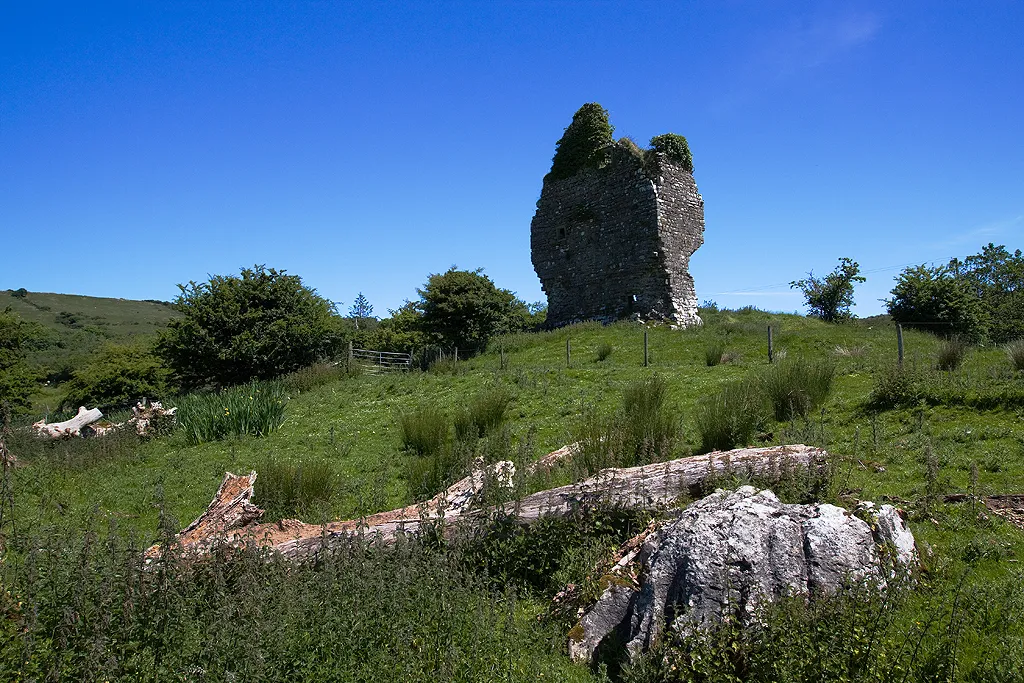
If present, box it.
[176,381,286,444]
[466,386,512,439]
[621,375,677,464]
[867,366,922,411]
[596,342,614,362]
[760,358,834,421]
[1006,338,1024,372]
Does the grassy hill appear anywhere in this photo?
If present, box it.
[3,308,1023,680]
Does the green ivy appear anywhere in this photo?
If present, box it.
[547,103,614,180]
[649,133,694,172]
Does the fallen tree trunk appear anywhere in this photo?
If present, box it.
[33,406,104,438]
[147,444,827,562]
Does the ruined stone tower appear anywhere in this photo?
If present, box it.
[531,105,704,328]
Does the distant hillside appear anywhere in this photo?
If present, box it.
[3,289,180,381]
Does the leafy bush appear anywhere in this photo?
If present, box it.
[867,366,922,411]
[0,308,39,412]
[935,336,969,371]
[176,381,286,444]
[649,133,694,173]
[695,379,767,453]
[887,263,988,342]
[1008,338,1024,373]
[418,268,530,351]
[398,405,449,457]
[158,265,340,390]
[704,341,725,366]
[760,358,835,421]
[255,457,338,520]
[960,243,1024,343]
[59,341,168,410]
[546,102,614,181]
[789,257,865,323]
[595,342,613,362]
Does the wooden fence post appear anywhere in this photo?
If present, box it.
[767,325,774,364]
[644,330,649,367]
[500,343,505,370]
[896,324,904,367]
[347,341,353,373]
[566,338,571,368]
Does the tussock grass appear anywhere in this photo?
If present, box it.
[695,379,767,454]
[176,381,286,444]
[704,341,725,366]
[1006,338,1024,372]
[760,358,835,421]
[936,336,970,371]
[256,456,339,519]
[595,342,613,362]
[457,386,512,441]
[399,405,449,457]
[280,362,345,392]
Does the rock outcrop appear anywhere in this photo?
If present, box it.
[569,486,917,663]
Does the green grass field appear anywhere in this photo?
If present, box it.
[3,307,1023,681]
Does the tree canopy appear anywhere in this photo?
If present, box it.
[789,258,865,323]
[418,268,530,350]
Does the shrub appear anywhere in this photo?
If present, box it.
[595,342,613,362]
[789,257,865,323]
[867,366,922,411]
[158,265,341,390]
[255,457,338,520]
[0,308,39,412]
[59,341,168,410]
[418,268,531,351]
[398,405,449,457]
[935,336,970,371]
[887,263,987,342]
[649,133,694,173]
[704,341,725,367]
[546,102,614,181]
[760,358,835,421]
[695,379,767,453]
[176,381,286,444]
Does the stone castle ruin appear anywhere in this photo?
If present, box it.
[531,104,704,328]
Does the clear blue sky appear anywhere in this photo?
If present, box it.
[2,1,1021,317]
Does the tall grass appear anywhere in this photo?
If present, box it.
[704,341,725,366]
[760,358,835,421]
[280,362,345,392]
[621,375,677,464]
[255,457,339,520]
[595,342,613,362]
[1007,338,1024,372]
[176,381,287,445]
[695,379,767,453]
[455,387,512,442]
[936,336,969,371]
[399,405,449,457]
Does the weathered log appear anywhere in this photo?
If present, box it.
[147,444,827,562]
[33,406,104,438]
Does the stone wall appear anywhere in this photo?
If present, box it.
[530,145,704,327]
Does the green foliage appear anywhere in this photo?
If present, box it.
[887,263,988,342]
[547,103,614,181]
[959,243,1024,343]
[704,340,725,366]
[348,291,374,320]
[867,365,922,411]
[418,267,530,351]
[790,257,866,323]
[935,336,970,371]
[649,133,694,173]
[695,379,767,453]
[1007,338,1024,373]
[760,358,835,421]
[176,381,287,444]
[455,386,512,441]
[59,341,169,410]
[279,361,346,393]
[255,456,339,520]
[596,342,613,362]
[10,288,27,298]
[158,265,340,390]
[0,308,38,411]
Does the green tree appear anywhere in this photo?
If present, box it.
[0,308,38,412]
[789,258,866,323]
[886,263,988,342]
[158,265,340,389]
[547,103,614,181]
[418,268,530,350]
[60,341,169,410]
[959,244,1024,343]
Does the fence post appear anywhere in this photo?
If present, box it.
[767,325,774,364]
[566,337,571,368]
[500,342,506,370]
[896,324,904,367]
[644,330,649,367]
[347,341,353,373]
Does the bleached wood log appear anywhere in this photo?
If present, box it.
[147,444,827,562]
[33,406,104,438]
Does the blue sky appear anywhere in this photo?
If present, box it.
[2,1,1021,317]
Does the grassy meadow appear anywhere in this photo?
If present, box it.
[2,307,1024,680]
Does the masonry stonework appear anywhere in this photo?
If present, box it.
[531,145,704,328]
